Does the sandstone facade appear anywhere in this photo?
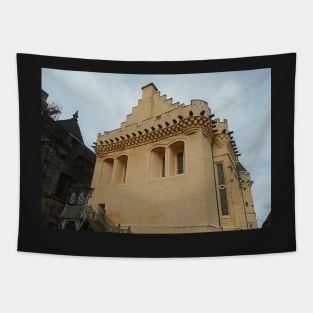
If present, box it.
[89,83,258,233]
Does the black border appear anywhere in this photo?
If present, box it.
[17,53,296,257]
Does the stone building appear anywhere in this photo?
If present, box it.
[41,90,96,229]
[89,83,258,233]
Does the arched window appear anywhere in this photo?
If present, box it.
[114,155,128,184]
[100,158,114,186]
[169,141,184,176]
[150,147,166,179]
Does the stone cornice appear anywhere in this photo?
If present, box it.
[95,116,213,157]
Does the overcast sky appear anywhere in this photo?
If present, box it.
[42,68,271,227]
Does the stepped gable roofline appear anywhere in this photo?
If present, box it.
[97,83,212,144]
[141,82,158,92]
[57,111,84,144]
[236,161,247,172]
[141,83,159,100]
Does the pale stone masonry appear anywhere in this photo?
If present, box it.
[88,83,258,233]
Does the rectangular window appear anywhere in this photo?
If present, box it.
[219,189,229,215]
[162,156,165,177]
[177,152,184,174]
[55,172,71,200]
[245,201,249,207]
[217,164,225,185]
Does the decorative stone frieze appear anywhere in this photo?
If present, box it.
[95,115,214,157]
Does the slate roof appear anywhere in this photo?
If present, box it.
[60,205,85,219]
[262,212,271,228]
[57,111,84,144]
[236,161,247,172]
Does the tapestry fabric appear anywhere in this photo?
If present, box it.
[17,53,296,257]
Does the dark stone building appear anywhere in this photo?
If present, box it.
[41,90,96,229]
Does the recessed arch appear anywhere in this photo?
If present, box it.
[114,155,128,184]
[150,146,166,179]
[100,157,114,186]
[169,140,185,176]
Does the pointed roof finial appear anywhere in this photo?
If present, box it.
[73,111,78,120]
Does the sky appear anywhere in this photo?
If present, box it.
[42,68,271,227]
